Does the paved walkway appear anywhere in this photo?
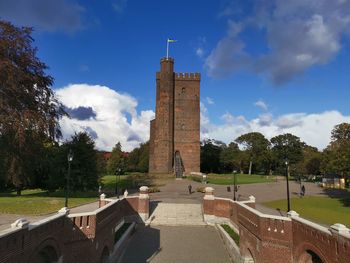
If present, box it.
[146,203,205,226]
[117,225,232,263]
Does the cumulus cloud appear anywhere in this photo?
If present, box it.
[0,0,84,32]
[206,0,350,84]
[56,84,154,152]
[254,99,268,111]
[205,20,251,77]
[201,109,350,150]
[65,106,96,120]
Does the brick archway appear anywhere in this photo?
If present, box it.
[295,242,329,263]
[29,238,61,263]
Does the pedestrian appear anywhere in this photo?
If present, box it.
[301,185,305,197]
[188,184,192,194]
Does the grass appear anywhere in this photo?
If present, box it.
[0,173,152,215]
[263,196,350,227]
[189,173,276,185]
[0,189,97,215]
[221,224,240,245]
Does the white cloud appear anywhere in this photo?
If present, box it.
[56,84,154,152]
[201,109,350,150]
[206,97,215,105]
[254,99,268,111]
[196,47,204,58]
[207,0,350,84]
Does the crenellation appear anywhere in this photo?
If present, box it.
[174,72,201,80]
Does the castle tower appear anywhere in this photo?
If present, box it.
[149,57,200,176]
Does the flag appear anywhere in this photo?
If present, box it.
[167,39,177,43]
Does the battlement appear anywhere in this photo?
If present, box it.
[175,72,201,80]
[160,57,174,62]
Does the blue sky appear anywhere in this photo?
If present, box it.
[2,0,350,151]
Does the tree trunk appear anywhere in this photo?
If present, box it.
[16,188,21,196]
[249,160,253,175]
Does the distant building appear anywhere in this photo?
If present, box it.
[322,174,346,189]
[149,57,200,177]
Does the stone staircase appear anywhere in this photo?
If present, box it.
[145,203,206,226]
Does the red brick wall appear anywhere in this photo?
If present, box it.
[149,58,201,174]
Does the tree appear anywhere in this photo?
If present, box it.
[63,132,98,191]
[200,139,225,173]
[270,133,304,176]
[0,20,65,194]
[107,142,126,174]
[220,142,241,173]
[321,123,350,179]
[127,142,149,173]
[235,132,270,175]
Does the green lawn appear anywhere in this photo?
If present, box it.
[190,173,276,185]
[263,196,350,227]
[0,174,149,215]
[0,189,97,215]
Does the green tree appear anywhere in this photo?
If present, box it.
[64,132,98,191]
[200,139,225,173]
[321,123,350,180]
[270,133,304,176]
[0,20,65,194]
[127,141,149,173]
[235,132,270,175]
[220,142,241,173]
[107,142,126,174]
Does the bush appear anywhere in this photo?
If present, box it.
[221,224,240,245]
[148,187,160,193]
[196,187,205,193]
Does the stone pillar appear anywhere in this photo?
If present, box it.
[98,193,107,208]
[138,186,150,221]
[203,187,215,224]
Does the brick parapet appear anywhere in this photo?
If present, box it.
[203,191,350,263]
[174,72,201,80]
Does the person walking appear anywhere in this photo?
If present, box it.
[301,185,306,197]
[188,184,192,194]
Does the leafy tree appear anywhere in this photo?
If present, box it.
[220,142,241,173]
[321,123,350,179]
[200,139,225,173]
[107,142,126,174]
[270,133,304,176]
[126,141,149,173]
[0,20,65,194]
[235,132,270,175]
[63,132,98,191]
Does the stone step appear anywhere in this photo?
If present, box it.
[146,203,206,226]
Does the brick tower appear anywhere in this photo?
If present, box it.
[149,57,200,177]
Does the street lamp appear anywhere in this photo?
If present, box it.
[285,159,291,212]
[65,149,73,208]
[233,170,238,201]
[115,168,121,197]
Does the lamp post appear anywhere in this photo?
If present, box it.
[115,168,121,197]
[233,170,238,201]
[65,149,73,208]
[285,159,291,212]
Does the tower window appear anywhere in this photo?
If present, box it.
[181,87,186,94]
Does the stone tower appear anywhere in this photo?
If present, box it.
[149,57,200,177]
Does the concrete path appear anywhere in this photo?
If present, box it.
[117,225,232,263]
[146,202,205,226]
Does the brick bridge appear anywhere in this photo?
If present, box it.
[0,186,349,263]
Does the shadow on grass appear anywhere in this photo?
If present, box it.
[322,188,350,207]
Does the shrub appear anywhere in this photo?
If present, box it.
[221,224,240,245]
[196,187,205,193]
[148,187,160,193]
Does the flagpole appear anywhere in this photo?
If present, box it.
[166,39,169,59]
